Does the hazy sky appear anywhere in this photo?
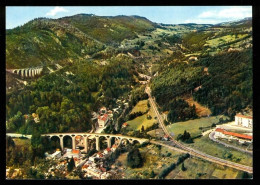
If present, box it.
[6,6,252,29]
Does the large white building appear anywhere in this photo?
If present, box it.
[235,114,253,128]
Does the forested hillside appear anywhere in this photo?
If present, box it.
[6,14,156,69]
[151,48,252,120]
[6,55,136,134]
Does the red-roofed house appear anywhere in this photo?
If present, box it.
[104,148,111,155]
[98,114,109,127]
[111,144,117,152]
[215,128,252,143]
[163,135,170,141]
[97,152,103,158]
[235,114,253,128]
[100,167,107,172]
[66,149,81,158]
[122,122,128,128]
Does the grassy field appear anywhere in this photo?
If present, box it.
[166,115,227,138]
[188,134,252,166]
[205,34,248,48]
[165,157,243,179]
[130,100,149,114]
[127,100,157,131]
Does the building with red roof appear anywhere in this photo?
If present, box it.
[215,128,252,142]
[97,152,103,158]
[98,114,109,127]
[104,147,111,154]
[111,144,117,152]
[122,122,128,128]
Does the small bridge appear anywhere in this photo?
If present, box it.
[41,132,148,152]
[6,67,43,78]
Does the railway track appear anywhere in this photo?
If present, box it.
[145,86,253,173]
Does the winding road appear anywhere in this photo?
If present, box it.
[145,86,253,173]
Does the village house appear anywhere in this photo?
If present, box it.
[214,128,253,143]
[32,113,40,123]
[46,149,62,159]
[73,157,81,167]
[96,152,103,158]
[66,149,81,158]
[111,144,118,152]
[162,135,170,141]
[89,155,96,162]
[85,166,102,178]
[122,122,128,128]
[98,114,109,127]
[139,81,147,85]
[235,114,253,128]
[82,164,89,172]
[104,147,111,155]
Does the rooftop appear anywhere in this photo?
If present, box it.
[235,113,252,119]
[98,114,108,121]
[215,128,253,140]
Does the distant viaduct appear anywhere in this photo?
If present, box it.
[6,67,43,78]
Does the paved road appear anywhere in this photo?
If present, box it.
[145,86,253,173]
[209,131,252,155]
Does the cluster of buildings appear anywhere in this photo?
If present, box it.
[81,144,119,179]
[214,128,252,144]
[92,106,113,128]
[44,160,68,178]
[23,113,40,123]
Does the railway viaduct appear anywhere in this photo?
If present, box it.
[7,67,43,78]
[41,132,148,152]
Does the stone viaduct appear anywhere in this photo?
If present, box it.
[8,67,43,78]
[41,132,148,152]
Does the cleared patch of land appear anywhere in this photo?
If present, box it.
[167,115,227,138]
[184,97,211,117]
